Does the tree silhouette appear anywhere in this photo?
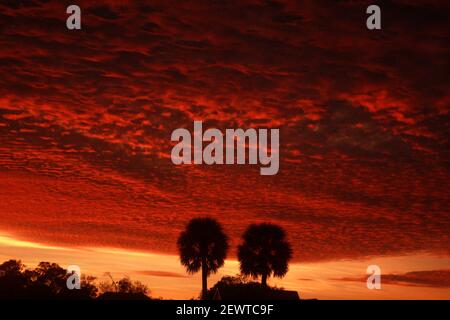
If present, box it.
[0,259,97,299]
[0,259,154,299]
[32,262,67,295]
[177,217,229,299]
[0,259,25,274]
[0,260,29,298]
[238,223,292,286]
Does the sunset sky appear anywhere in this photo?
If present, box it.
[0,0,449,299]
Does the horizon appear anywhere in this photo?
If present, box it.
[1,232,450,299]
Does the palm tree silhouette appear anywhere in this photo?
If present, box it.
[238,223,292,286]
[177,217,229,299]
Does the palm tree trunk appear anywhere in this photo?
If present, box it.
[261,273,268,286]
[201,257,207,299]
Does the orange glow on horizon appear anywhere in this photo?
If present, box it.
[1,232,449,300]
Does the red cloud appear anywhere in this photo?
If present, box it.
[0,1,448,262]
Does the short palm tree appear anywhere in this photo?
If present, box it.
[177,217,229,299]
[238,223,292,286]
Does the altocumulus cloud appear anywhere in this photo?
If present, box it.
[0,0,448,262]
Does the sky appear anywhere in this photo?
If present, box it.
[0,0,449,299]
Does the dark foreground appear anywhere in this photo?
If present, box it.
[1,300,446,319]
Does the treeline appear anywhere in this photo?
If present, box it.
[0,260,148,299]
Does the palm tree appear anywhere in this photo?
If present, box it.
[177,217,229,299]
[238,223,292,286]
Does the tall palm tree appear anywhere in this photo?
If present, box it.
[238,223,292,286]
[177,217,229,299]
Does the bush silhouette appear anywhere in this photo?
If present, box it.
[98,275,148,295]
[205,275,299,300]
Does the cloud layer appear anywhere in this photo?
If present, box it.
[0,0,448,262]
